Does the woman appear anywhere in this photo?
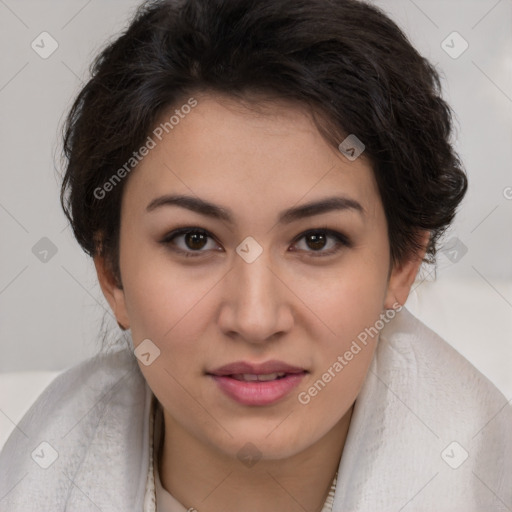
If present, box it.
[1,0,510,510]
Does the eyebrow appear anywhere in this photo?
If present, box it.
[145,194,364,224]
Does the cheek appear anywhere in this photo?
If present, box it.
[293,280,385,426]
[120,256,223,411]
[122,257,217,413]
[296,250,389,337]
[119,230,215,339]
[294,250,389,403]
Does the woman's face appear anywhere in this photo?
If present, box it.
[97,92,419,461]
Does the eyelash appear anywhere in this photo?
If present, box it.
[160,226,351,259]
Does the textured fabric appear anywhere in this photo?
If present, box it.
[0,346,152,511]
[332,308,512,511]
[0,307,511,511]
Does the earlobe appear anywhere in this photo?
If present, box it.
[93,254,130,330]
[384,231,430,309]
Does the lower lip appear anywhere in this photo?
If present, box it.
[209,373,306,406]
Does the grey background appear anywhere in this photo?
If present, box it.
[0,1,511,394]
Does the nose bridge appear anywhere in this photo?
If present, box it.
[220,243,290,342]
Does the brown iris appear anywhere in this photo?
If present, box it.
[185,231,208,250]
[305,232,327,251]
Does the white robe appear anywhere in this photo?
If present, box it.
[1,307,511,511]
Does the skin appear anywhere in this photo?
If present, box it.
[95,92,427,512]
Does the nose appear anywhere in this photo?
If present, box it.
[217,247,294,344]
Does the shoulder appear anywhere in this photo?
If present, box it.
[378,307,512,494]
[0,345,150,510]
[379,307,510,414]
[336,308,512,509]
[18,345,143,426]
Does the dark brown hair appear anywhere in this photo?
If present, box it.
[60,0,467,287]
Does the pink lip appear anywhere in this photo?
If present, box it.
[209,373,306,406]
[207,360,308,406]
[208,360,306,376]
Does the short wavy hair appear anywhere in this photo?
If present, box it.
[60,0,467,286]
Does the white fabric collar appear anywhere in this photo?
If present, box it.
[1,308,511,511]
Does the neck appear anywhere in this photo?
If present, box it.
[157,404,353,512]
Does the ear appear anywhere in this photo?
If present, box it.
[384,231,430,309]
[93,253,130,330]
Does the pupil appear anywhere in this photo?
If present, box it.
[186,232,207,250]
[307,233,326,250]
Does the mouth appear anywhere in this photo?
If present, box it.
[227,372,291,382]
[206,361,308,406]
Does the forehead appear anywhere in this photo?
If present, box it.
[122,93,381,222]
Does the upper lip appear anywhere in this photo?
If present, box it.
[207,360,307,376]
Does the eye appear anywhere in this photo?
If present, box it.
[160,227,220,257]
[160,227,350,259]
[290,228,350,257]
